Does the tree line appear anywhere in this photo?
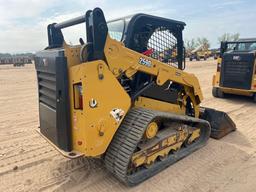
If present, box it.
[185,33,240,52]
[0,53,34,58]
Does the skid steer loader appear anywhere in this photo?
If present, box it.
[212,38,256,102]
[35,8,236,185]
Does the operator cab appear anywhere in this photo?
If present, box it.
[108,14,186,69]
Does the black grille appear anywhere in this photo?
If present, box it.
[147,27,178,67]
[220,52,254,90]
[35,49,71,152]
[38,71,56,109]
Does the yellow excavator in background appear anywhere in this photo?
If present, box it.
[189,45,212,61]
[35,8,236,185]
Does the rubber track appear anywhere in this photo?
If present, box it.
[104,107,211,186]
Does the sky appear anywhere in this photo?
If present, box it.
[0,0,255,53]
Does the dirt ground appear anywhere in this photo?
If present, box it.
[0,59,256,192]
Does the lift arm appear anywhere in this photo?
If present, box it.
[104,36,204,104]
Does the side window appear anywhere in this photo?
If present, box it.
[226,43,236,51]
[237,43,246,51]
[147,27,178,68]
[107,20,124,41]
[249,43,256,51]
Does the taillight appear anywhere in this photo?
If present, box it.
[79,89,83,108]
[217,63,221,72]
[74,83,83,110]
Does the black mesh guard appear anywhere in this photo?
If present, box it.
[147,27,178,68]
[124,14,185,69]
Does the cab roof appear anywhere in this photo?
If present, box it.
[107,13,186,27]
[238,38,256,42]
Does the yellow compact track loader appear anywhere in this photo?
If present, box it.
[212,38,256,102]
[35,8,236,185]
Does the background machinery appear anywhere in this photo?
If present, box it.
[212,38,256,102]
[210,48,220,60]
[0,56,32,66]
[189,45,212,61]
[35,8,236,185]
